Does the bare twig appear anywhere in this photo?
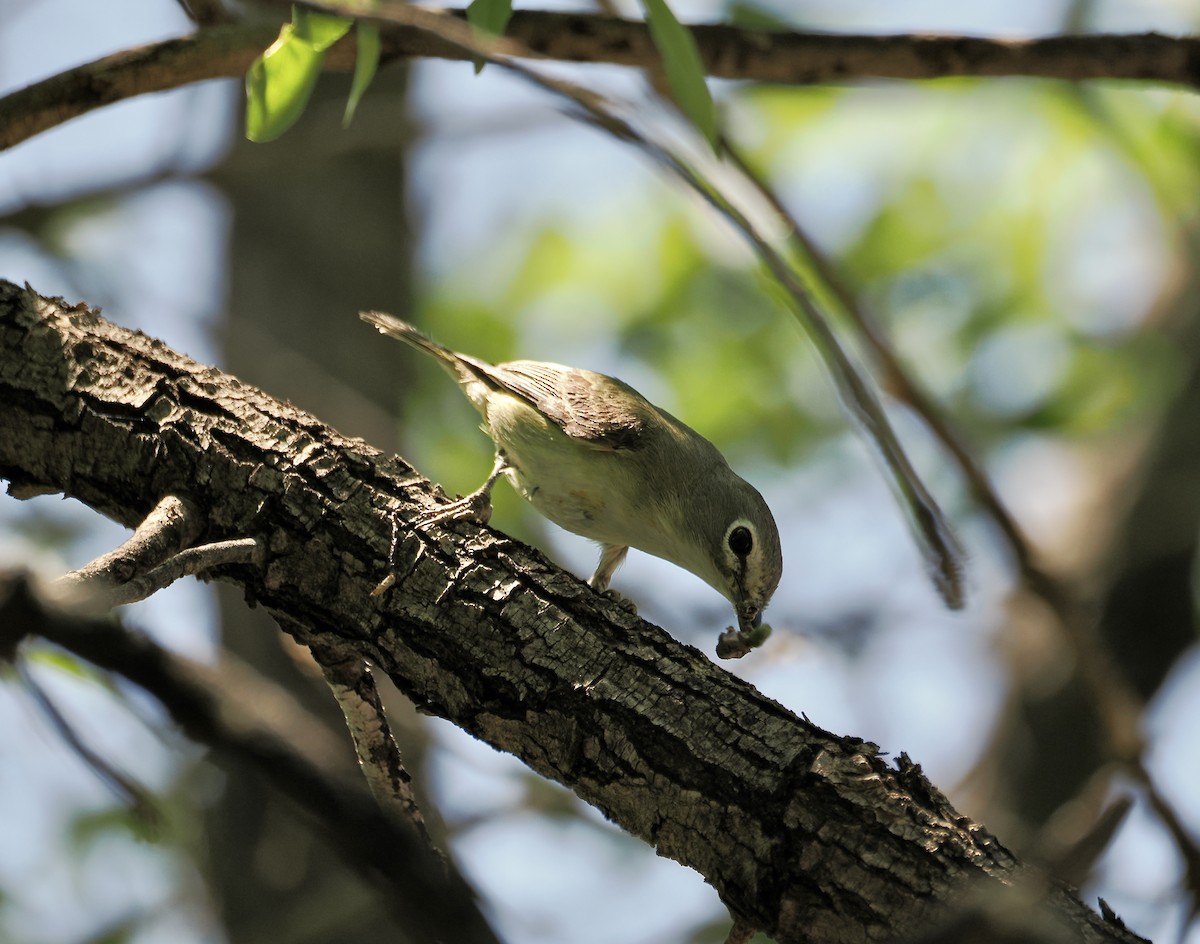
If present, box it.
[51,494,201,603]
[101,538,262,606]
[46,493,257,613]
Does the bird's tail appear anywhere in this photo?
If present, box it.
[360,310,496,411]
[360,311,460,366]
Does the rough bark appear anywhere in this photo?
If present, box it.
[0,281,1148,944]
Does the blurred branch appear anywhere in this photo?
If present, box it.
[0,570,501,944]
[0,283,1152,944]
[15,660,161,827]
[5,10,1200,151]
[719,137,1030,572]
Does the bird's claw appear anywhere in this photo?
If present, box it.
[601,587,638,615]
[415,490,493,528]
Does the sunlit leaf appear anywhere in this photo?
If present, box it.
[641,0,718,149]
[343,22,381,127]
[292,7,353,51]
[245,7,353,143]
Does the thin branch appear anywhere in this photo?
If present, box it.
[0,571,502,944]
[54,535,261,611]
[102,538,262,606]
[51,494,201,603]
[4,12,1200,152]
[311,640,433,845]
[46,488,259,611]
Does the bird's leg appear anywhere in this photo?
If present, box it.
[418,450,510,527]
[589,544,636,613]
[370,454,508,597]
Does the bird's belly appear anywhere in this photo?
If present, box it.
[486,391,647,547]
[503,464,626,545]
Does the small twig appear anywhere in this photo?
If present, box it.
[0,571,502,944]
[103,538,263,606]
[53,536,262,612]
[51,494,201,603]
[311,641,433,845]
[720,137,1035,577]
[1133,760,1200,920]
[1039,772,1133,887]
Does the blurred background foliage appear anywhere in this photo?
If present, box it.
[2,1,1200,943]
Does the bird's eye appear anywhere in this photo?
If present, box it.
[728,525,753,557]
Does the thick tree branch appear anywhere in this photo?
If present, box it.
[3,11,1199,152]
[0,282,1149,943]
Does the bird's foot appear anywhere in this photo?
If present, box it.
[369,489,491,597]
[600,587,638,615]
[415,488,494,528]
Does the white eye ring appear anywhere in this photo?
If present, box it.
[725,520,755,558]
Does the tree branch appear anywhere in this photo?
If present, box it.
[3,11,1199,152]
[0,281,1151,943]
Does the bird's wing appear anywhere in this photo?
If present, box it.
[483,360,651,451]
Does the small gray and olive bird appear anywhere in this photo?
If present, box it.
[362,311,783,656]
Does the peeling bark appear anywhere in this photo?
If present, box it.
[0,282,1147,944]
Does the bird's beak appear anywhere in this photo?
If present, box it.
[737,608,762,635]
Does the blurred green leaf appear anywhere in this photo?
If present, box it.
[24,644,116,689]
[467,0,513,36]
[467,0,513,74]
[293,7,353,51]
[641,0,718,149]
[343,21,381,128]
[246,7,352,143]
[726,1,794,31]
[71,804,161,848]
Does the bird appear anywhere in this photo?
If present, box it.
[361,311,782,657]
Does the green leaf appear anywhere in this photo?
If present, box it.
[343,22,381,128]
[467,0,513,35]
[293,7,353,51]
[245,7,353,143]
[466,0,513,74]
[641,0,718,149]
